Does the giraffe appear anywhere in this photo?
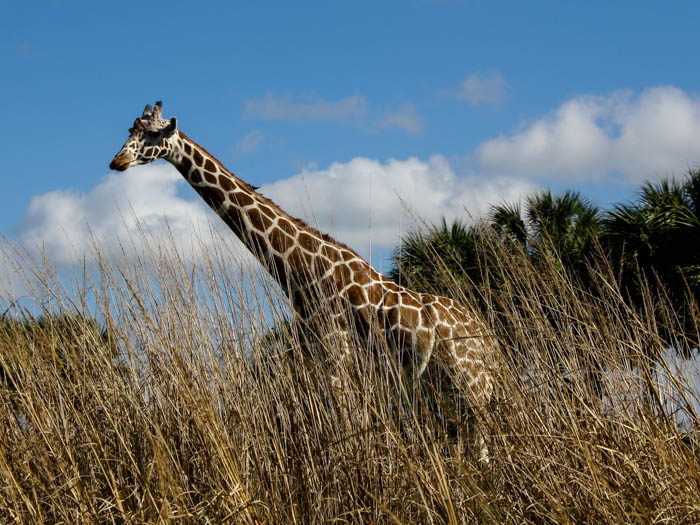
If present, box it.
[109,101,496,462]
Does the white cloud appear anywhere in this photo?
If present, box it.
[15,164,253,267]
[235,130,264,155]
[260,156,536,257]
[476,86,700,181]
[8,157,534,289]
[379,103,423,134]
[458,71,508,105]
[244,93,367,121]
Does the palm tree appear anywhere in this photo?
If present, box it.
[389,218,482,296]
[602,169,700,347]
[490,190,602,279]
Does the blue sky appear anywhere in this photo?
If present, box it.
[2,1,700,282]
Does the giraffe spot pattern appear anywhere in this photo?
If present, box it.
[106,117,497,461]
[219,175,234,192]
[193,150,204,167]
[247,208,272,232]
[154,133,494,434]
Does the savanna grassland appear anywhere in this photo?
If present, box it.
[0,225,698,524]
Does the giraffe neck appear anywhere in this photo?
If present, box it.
[165,130,379,299]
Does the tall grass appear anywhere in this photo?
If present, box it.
[0,227,698,524]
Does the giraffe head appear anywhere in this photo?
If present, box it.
[109,101,178,171]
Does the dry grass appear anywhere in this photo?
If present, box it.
[0,229,699,524]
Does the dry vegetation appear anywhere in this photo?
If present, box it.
[0,229,699,524]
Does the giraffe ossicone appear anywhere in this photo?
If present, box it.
[110,100,496,462]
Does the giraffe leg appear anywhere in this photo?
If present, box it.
[467,372,493,465]
[451,359,493,465]
[465,407,489,464]
[317,318,353,427]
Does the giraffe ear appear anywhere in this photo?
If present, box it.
[163,117,177,137]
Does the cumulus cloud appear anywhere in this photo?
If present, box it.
[235,130,264,155]
[15,164,253,267]
[476,86,700,181]
[244,93,368,121]
[458,71,508,105]
[260,156,536,257]
[10,157,534,283]
[378,103,423,134]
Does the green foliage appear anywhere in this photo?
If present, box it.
[389,217,483,295]
[603,170,700,290]
[490,189,601,278]
[602,170,700,345]
[391,173,700,349]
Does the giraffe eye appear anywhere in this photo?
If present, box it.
[146,130,160,139]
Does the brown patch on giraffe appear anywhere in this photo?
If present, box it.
[402,294,421,309]
[354,271,371,286]
[145,147,155,157]
[348,260,365,274]
[345,284,366,306]
[247,208,272,232]
[422,295,437,305]
[401,307,420,329]
[259,205,276,220]
[246,228,267,253]
[365,282,384,304]
[318,272,333,288]
[314,255,333,276]
[190,170,202,184]
[298,231,320,253]
[176,156,193,179]
[321,245,341,263]
[383,291,400,309]
[348,261,371,285]
[416,328,432,349]
[340,250,355,261]
[333,264,352,288]
[217,206,244,236]
[204,171,217,184]
[433,303,456,325]
[184,143,192,155]
[193,149,204,167]
[436,323,452,344]
[204,159,217,173]
[385,281,400,292]
[232,191,255,207]
[270,253,288,283]
[219,175,234,192]
[197,185,225,206]
[386,306,400,327]
[277,218,297,237]
[287,248,313,278]
[268,228,294,253]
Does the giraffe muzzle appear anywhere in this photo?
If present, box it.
[109,154,133,171]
